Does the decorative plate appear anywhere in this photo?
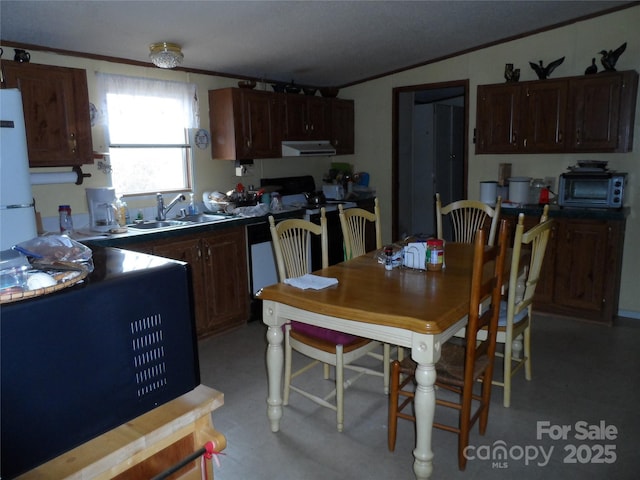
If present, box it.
[194,128,210,149]
[89,103,98,126]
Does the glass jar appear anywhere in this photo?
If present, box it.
[384,245,394,271]
[58,205,73,234]
[426,239,444,271]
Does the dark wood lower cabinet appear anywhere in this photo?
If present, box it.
[153,236,208,334]
[201,228,249,335]
[125,227,249,338]
[501,211,626,325]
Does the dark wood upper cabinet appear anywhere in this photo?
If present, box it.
[209,87,354,160]
[476,70,637,154]
[284,95,330,140]
[330,98,355,155]
[522,80,568,152]
[209,88,283,160]
[568,70,638,152]
[2,61,93,167]
[476,83,522,153]
[476,80,568,153]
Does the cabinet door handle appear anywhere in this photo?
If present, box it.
[246,139,252,148]
[558,131,563,142]
[575,129,581,144]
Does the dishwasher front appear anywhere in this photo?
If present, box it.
[246,220,278,321]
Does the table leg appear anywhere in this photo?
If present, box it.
[265,324,284,432]
[413,362,436,479]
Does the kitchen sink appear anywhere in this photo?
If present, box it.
[128,214,236,231]
[129,220,191,230]
[174,213,233,223]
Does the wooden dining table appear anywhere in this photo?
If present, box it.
[258,243,493,480]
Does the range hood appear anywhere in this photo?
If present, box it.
[281,140,336,157]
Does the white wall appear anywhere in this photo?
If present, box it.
[343,6,640,316]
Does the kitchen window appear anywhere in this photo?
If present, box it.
[96,73,199,195]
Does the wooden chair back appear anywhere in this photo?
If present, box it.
[338,198,382,259]
[508,213,554,327]
[388,220,510,470]
[269,208,327,280]
[463,219,509,384]
[436,192,502,246]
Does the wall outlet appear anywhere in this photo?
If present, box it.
[235,166,247,176]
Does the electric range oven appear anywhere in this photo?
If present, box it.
[260,175,356,268]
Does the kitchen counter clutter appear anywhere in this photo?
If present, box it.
[499,205,629,325]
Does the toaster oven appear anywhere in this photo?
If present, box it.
[558,171,626,209]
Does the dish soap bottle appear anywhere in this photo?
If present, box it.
[188,193,199,215]
[115,197,128,226]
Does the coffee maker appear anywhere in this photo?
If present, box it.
[86,187,118,232]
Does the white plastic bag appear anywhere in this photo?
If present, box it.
[14,235,93,266]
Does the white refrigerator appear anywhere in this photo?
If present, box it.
[0,89,37,251]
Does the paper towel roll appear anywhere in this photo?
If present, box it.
[479,181,498,206]
[30,171,78,185]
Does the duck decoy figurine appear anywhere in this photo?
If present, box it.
[504,63,520,82]
[585,58,598,75]
[529,57,565,79]
[599,42,626,71]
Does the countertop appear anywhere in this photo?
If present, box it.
[500,204,630,221]
[81,201,629,249]
[80,208,305,248]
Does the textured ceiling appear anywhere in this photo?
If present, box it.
[0,1,634,87]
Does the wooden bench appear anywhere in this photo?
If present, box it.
[19,385,226,479]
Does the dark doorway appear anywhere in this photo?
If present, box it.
[392,80,469,241]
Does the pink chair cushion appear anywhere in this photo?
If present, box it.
[290,321,362,345]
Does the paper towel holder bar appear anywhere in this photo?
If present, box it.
[29,166,91,185]
[72,166,91,185]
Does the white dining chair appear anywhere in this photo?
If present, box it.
[492,210,553,407]
[269,208,389,432]
[436,192,502,246]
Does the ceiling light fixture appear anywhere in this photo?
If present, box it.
[149,42,184,69]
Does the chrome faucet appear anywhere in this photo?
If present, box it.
[156,193,186,220]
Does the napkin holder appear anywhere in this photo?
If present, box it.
[403,242,427,270]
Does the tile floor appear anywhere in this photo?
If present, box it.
[197,314,640,479]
